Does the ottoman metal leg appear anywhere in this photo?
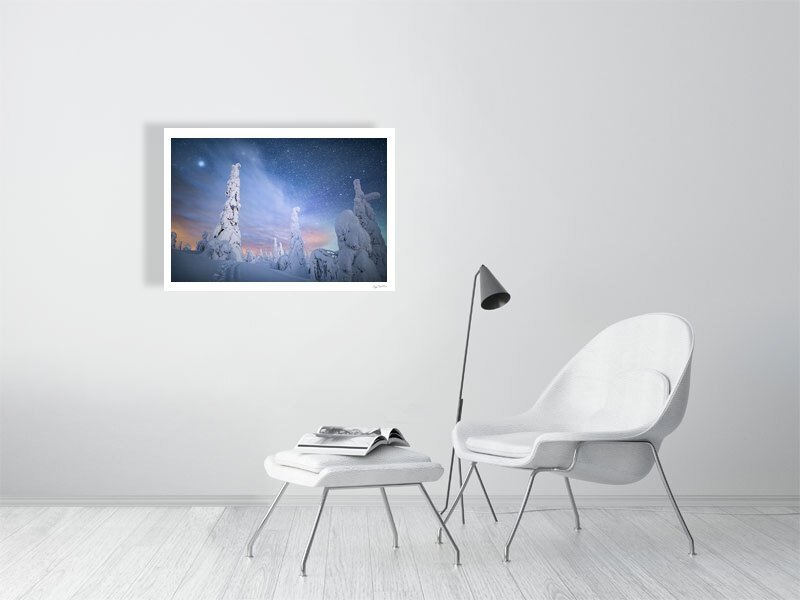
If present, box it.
[301,487,329,577]
[380,487,399,549]
[418,484,461,566]
[245,481,289,557]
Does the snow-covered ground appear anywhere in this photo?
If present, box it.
[171,250,311,282]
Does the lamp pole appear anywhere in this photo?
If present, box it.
[440,267,499,524]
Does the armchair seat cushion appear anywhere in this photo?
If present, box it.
[465,431,543,458]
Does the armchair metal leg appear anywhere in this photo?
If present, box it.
[504,470,538,562]
[437,462,476,543]
[647,442,696,556]
[439,448,457,514]
[419,484,461,566]
[380,487,399,549]
[457,458,465,524]
[245,481,289,557]
[474,466,498,522]
[440,451,497,525]
[564,478,581,530]
[300,488,329,576]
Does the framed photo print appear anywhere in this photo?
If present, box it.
[164,127,394,291]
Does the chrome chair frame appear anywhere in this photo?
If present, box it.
[437,440,696,562]
[246,481,461,576]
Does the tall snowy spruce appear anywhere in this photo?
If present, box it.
[208,163,243,261]
[286,207,309,277]
[171,232,177,250]
[352,179,387,279]
[335,210,378,282]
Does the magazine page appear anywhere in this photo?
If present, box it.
[297,433,382,450]
[379,428,408,446]
[316,426,382,437]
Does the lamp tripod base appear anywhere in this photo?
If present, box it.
[439,448,498,524]
[442,265,508,525]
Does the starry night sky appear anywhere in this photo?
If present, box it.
[170,137,388,254]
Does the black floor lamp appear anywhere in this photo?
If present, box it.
[440,264,510,524]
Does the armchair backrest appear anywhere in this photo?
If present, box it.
[526,313,694,443]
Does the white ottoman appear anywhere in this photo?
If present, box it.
[245,445,460,575]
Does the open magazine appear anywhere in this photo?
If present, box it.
[294,426,410,456]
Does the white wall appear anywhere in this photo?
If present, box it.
[1,0,797,501]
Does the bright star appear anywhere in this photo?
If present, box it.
[197,160,205,167]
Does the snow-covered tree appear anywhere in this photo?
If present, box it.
[195,231,209,253]
[182,242,191,252]
[245,249,255,262]
[171,231,177,250]
[210,163,243,261]
[273,237,279,258]
[278,241,285,256]
[310,248,338,281]
[335,209,378,282]
[286,206,309,277]
[251,247,274,267]
[202,238,232,261]
[352,179,387,279]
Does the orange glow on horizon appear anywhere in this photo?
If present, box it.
[170,221,201,250]
[171,217,335,254]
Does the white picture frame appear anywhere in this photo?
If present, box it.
[164,127,395,291]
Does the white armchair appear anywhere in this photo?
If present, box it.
[439,313,697,561]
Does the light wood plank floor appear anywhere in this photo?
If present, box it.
[0,503,797,599]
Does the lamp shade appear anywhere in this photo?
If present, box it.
[478,265,510,310]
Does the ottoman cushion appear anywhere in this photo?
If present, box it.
[265,445,444,488]
[273,446,434,473]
